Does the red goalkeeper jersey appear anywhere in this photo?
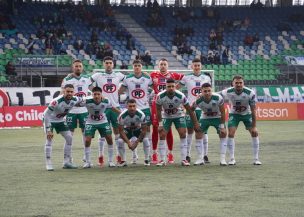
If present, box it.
[150,71,184,94]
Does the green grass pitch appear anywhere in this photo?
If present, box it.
[0,121,303,217]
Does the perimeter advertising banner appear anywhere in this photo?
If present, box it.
[0,103,303,128]
[254,86,304,103]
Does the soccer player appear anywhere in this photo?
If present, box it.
[177,58,212,163]
[150,58,184,164]
[61,59,91,162]
[43,84,82,171]
[221,75,261,165]
[192,83,227,166]
[117,99,150,166]
[90,56,125,165]
[118,59,152,164]
[156,78,200,166]
[82,87,121,168]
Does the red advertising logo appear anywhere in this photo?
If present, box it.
[0,88,9,108]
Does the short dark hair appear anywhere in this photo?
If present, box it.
[232,75,244,81]
[166,78,175,84]
[64,84,74,89]
[127,99,136,104]
[73,59,82,64]
[192,58,201,63]
[133,59,142,65]
[103,56,113,62]
[92,86,102,93]
[201,83,211,88]
[159,58,168,62]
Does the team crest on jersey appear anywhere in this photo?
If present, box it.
[153,78,158,83]
[131,89,145,99]
[191,87,201,96]
[51,101,57,106]
[103,84,117,93]
[174,99,179,103]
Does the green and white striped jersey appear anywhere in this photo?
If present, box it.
[84,97,112,125]
[156,90,189,119]
[91,71,125,107]
[118,109,146,130]
[192,93,224,119]
[61,74,91,114]
[122,73,152,110]
[221,87,256,115]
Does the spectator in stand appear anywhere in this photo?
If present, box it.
[152,0,159,8]
[91,29,98,43]
[214,51,221,65]
[147,0,152,7]
[73,38,84,51]
[200,54,208,65]
[253,33,260,45]
[244,34,254,48]
[207,51,215,64]
[45,34,55,55]
[26,37,35,54]
[5,61,16,77]
[209,29,217,42]
[54,39,66,55]
[141,51,153,67]
[241,17,250,30]
[222,45,231,65]
[85,42,93,57]
[126,38,135,50]
[120,61,128,69]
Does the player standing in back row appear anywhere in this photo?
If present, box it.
[177,58,211,163]
[118,59,152,164]
[221,75,261,165]
[90,56,125,166]
[61,60,91,162]
[150,58,184,164]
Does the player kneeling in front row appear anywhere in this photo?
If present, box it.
[192,83,228,166]
[156,78,200,166]
[117,99,150,166]
[43,84,83,171]
[82,86,121,168]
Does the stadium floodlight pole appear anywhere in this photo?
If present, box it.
[92,69,215,90]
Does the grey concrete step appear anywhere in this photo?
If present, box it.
[115,13,186,69]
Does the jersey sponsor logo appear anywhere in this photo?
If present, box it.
[234,101,247,112]
[191,87,201,96]
[131,89,145,99]
[91,114,104,121]
[103,84,117,93]
[157,84,166,92]
[164,108,178,115]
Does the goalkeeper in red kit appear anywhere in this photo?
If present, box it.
[150,58,184,164]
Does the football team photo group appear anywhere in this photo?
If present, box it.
[43,56,261,171]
